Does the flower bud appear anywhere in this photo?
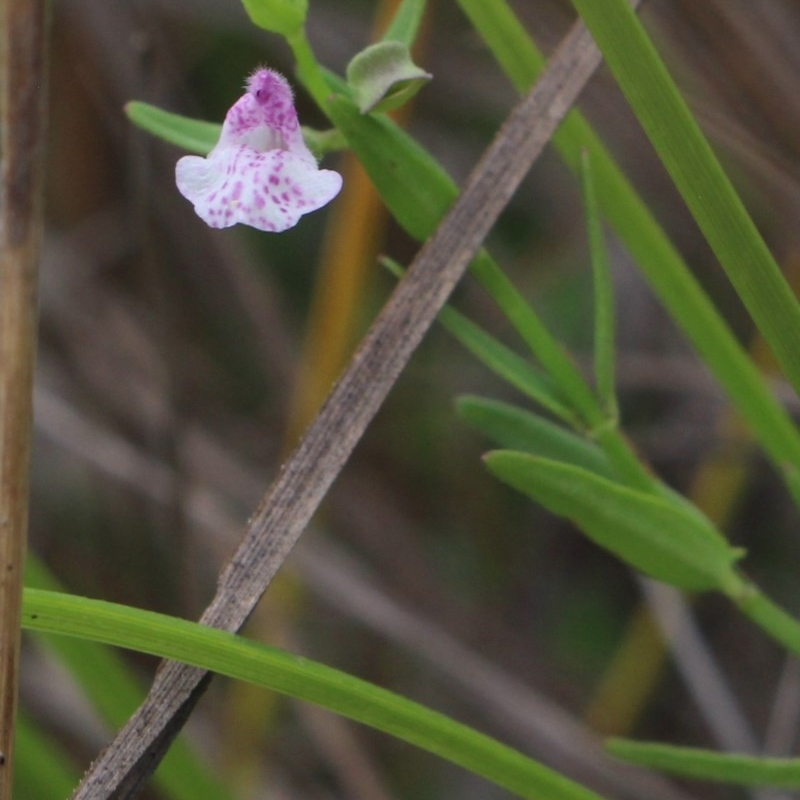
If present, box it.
[346,41,431,114]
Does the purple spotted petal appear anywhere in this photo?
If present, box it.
[176,145,342,232]
[219,69,311,160]
[176,68,342,232]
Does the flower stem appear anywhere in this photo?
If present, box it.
[591,422,657,495]
[288,28,333,113]
[731,580,800,658]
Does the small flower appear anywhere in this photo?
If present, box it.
[176,69,342,232]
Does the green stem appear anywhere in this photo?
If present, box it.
[469,254,600,426]
[731,580,800,658]
[469,254,658,493]
[287,28,333,112]
[592,423,656,495]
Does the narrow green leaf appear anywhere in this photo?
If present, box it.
[383,256,581,424]
[326,92,456,240]
[580,149,617,417]
[439,308,576,424]
[455,0,800,496]
[382,0,427,48]
[456,0,541,92]
[469,254,603,429]
[732,583,800,659]
[607,739,800,788]
[457,395,615,479]
[484,451,744,592]
[461,396,694,510]
[125,102,220,155]
[569,0,800,400]
[22,589,605,800]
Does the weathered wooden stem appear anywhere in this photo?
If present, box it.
[0,0,48,796]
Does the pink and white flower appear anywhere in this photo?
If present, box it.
[176,69,342,232]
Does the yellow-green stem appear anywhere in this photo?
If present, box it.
[288,28,334,112]
[733,581,800,658]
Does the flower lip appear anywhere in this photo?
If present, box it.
[244,125,286,153]
[176,67,342,232]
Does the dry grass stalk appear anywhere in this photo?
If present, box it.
[0,0,48,795]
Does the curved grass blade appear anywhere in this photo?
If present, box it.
[24,556,235,800]
[569,0,800,399]
[456,0,800,492]
[22,588,606,800]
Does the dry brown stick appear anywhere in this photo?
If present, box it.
[0,0,47,795]
[72,15,609,800]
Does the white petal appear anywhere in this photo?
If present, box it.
[177,146,341,232]
[176,154,221,198]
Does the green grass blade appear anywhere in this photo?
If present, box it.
[22,589,606,800]
[382,0,427,46]
[456,0,800,489]
[469,253,603,428]
[438,306,577,424]
[24,557,235,800]
[569,0,800,398]
[456,0,541,91]
[607,739,800,788]
[580,149,617,418]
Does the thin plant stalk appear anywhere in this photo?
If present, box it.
[0,0,48,793]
